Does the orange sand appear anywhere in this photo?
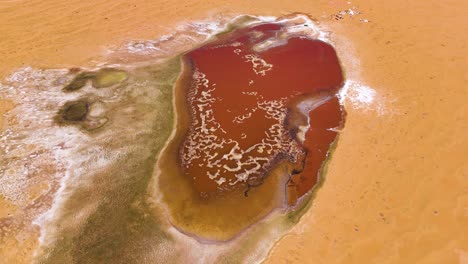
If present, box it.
[0,0,466,263]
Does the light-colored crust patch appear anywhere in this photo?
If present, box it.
[0,99,14,131]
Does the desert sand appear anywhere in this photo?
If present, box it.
[0,0,466,263]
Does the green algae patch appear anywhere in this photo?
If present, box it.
[63,72,95,92]
[92,68,128,88]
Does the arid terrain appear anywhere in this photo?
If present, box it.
[0,0,466,263]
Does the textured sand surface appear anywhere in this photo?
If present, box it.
[0,0,466,263]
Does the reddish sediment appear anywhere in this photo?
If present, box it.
[180,22,344,203]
